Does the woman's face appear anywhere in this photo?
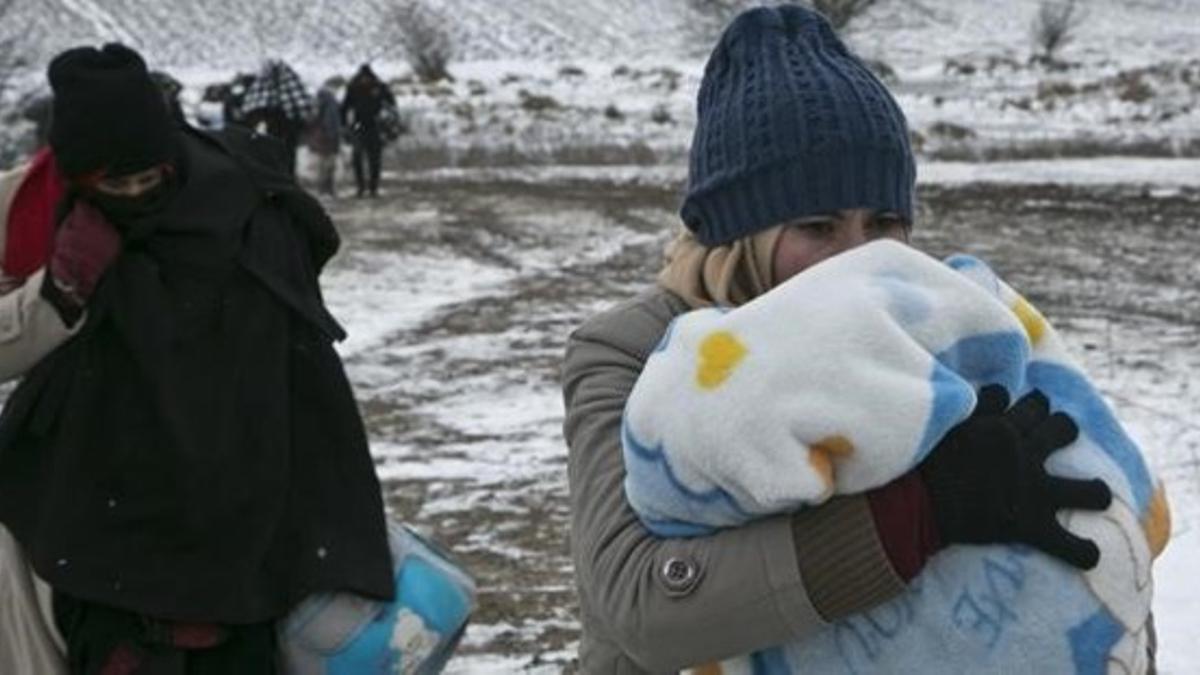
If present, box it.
[772,208,910,285]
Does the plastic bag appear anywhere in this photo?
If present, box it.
[377,101,408,144]
[278,520,475,674]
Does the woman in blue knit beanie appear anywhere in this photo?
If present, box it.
[679,3,915,249]
[562,6,1121,673]
[667,3,917,306]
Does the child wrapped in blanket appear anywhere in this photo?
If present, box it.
[625,239,1170,674]
[619,7,1170,674]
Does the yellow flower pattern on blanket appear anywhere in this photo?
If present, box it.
[1012,294,1048,346]
[810,436,856,499]
[1144,485,1171,558]
[696,331,747,390]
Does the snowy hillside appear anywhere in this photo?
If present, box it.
[3,0,1199,167]
[4,0,1199,74]
[3,0,703,68]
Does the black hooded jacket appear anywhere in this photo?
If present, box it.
[340,67,396,138]
[0,127,394,622]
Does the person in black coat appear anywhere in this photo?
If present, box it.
[0,43,393,674]
[220,73,256,129]
[340,64,396,198]
[150,70,187,126]
[20,93,54,149]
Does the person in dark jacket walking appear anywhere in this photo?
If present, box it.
[0,43,393,674]
[218,72,256,129]
[20,93,54,149]
[309,79,342,198]
[341,64,396,198]
[150,70,187,125]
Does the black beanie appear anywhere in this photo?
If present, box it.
[48,43,174,179]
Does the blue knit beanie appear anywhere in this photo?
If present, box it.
[681,5,916,246]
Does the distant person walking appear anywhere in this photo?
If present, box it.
[20,94,54,150]
[219,73,256,129]
[341,64,397,198]
[149,70,187,125]
[240,59,314,176]
[309,80,342,198]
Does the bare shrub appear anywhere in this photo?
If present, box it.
[0,0,22,96]
[863,57,898,84]
[686,0,750,46]
[0,0,26,169]
[1031,0,1087,64]
[1116,71,1155,103]
[392,0,455,83]
[688,0,878,42]
[244,0,314,62]
[811,0,880,31]
[908,129,927,153]
[927,121,977,140]
[1037,80,1078,101]
[518,90,560,113]
[944,58,977,77]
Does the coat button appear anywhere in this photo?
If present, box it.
[659,556,700,596]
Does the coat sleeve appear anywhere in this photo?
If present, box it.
[0,270,80,383]
[0,166,80,384]
[0,522,66,674]
[562,291,905,672]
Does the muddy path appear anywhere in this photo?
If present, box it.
[320,174,1199,672]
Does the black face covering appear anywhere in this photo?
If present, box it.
[85,172,181,241]
[88,177,174,220]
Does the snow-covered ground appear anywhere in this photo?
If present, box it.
[0,150,1191,671]
[307,158,1199,673]
[0,1,1196,671]
[315,172,671,672]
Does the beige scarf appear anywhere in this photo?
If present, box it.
[657,226,784,309]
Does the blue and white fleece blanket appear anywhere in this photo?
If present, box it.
[622,240,1170,675]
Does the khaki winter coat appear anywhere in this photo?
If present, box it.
[562,287,905,674]
[0,161,71,674]
[0,525,65,674]
[564,285,1162,674]
[0,162,79,383]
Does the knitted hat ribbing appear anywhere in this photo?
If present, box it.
[681,6,916,246]
[48,43,174,179]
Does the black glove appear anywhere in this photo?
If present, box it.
[919,385,1112,569]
